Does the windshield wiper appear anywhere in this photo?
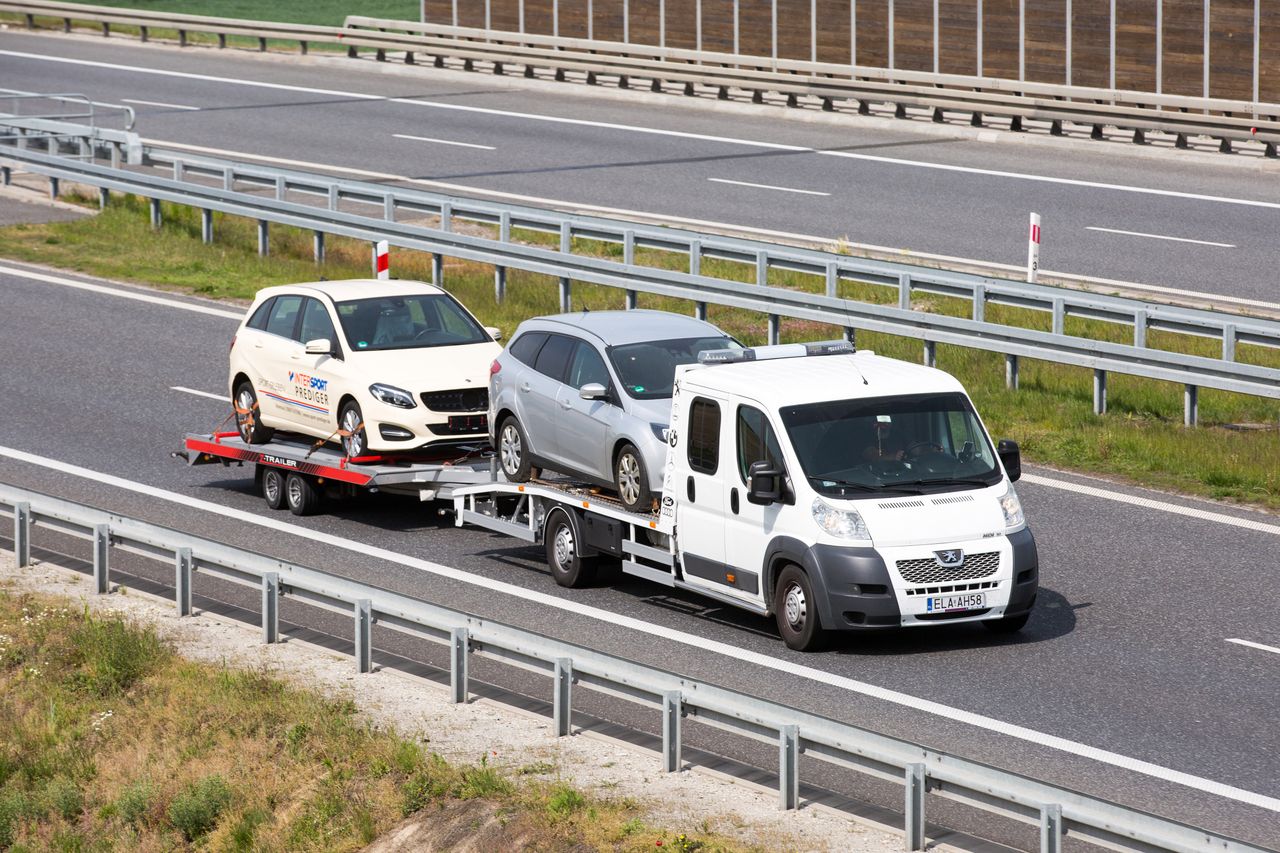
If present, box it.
[891,477,993,489]
[809,477,924,495]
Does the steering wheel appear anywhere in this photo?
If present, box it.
[413,327,440,341]
[905,440,944,457]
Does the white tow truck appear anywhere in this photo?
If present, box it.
[454,341,1039,650]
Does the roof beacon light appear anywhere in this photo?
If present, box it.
[804,340,855,356]
[698,348,755,365]
[699,340,855,365]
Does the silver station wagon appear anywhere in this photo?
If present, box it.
[489,311,739,510]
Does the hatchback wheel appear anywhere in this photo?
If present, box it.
[339,401,368,459]
[614,443,652,511]
[498,416,532,482]
[234,381,274,445]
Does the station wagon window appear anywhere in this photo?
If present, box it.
[246,297,274,331]
[533,334,574,382]
[264,295,303,339]
[509,332,548,366]
[736,405,784,482]
[299,298,337,348]
[687,397,721,475]
[566,341,611,390]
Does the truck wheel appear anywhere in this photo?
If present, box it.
[234,381,274,445]
[983,611,1030,634]
[285,473,322,517]
[498,416,532,482]
[545,509,597,588]
[614,443,652,511]
[260,466,287,511]
[774,565,826,652]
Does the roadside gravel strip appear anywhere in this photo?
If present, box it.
[0,549,901,852]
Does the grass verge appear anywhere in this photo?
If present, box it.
[1,1,418,28]
[0,587,751,851]
[1,191,1277,510]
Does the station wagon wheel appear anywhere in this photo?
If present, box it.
[614,443,652,511]
[260,466,286,510]
[339,401,367,459]
[544,509,597,588]
[774,565,826,652]
[498,416,532,482]
[284,472,322,516]
[234,381,274,445]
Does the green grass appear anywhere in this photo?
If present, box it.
[1,191,1278,510]
[6,0,418,27]
[0,588,756,852]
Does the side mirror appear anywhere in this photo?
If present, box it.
[747,460,783,505]
[997,439,1021,482]
[305,338,333,356]
[579,382,608,401]
[485,326,503,342]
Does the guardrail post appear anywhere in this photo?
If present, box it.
[905,763,926,850]
[1222,324,1237,361]
[432,253,444,287]
[923,340,936,368]
[354,599,372,674]
[1184,385,1199,427]
[201,209,213,244]
[756,251,768,286]
[1133,309,1147,348]
[450,627,468,703]
[553,658,572,736]
[14,502,30,568]
[175,547,192,616]
[1093,370,1107,415]
[825,263,838,298]
[92,524,110,594]
[1005,354,1019,390]
[624,229,637,308]
[313,231,325,264]
[1052,299,1065,336]
[898,273,911,309]
[778,724,799,810]
[843,327,856,346]
[48,176,59,199]
[440,201,451,232]
[1,166,10,186]
[494,266,507,303]
[262,572,279,643]
[257,220,269,256]
[98,187,109,210]
[767,314,780,345]
[148,198,161,229]
[559,278,572,312]
[662,691,682,772]
[972,284,986,322]
[689,240,704,317]
[1039,803,1062,853]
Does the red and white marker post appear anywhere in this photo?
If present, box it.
[1026,213,1041,283]
[373,239,390,280]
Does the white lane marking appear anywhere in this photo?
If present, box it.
[707,178,830,197]
[1085,226,1236,248]
[7,49,1280,212]
[172,386,226,401]
[1227,638,1280,656]
[1021,473,1280,537]
[0,264,244,320]
[392,133,495,150]
[0,445,1276,812]
[121,97,200,111]
[145,139,1280,314]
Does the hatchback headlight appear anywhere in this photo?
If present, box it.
[998,483,1025,530]
[369,383,417,409]
[811,497,871,541]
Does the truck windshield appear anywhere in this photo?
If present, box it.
[608,336,739,399]
[334,294,488,352]
[780,392,1002,496]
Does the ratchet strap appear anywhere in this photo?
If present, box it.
[304,420,365,461]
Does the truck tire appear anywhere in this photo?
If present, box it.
[234,381,274,445]
[498,416,533,482]
[774,565,826,652]
[983,611,1030,634]
[545,509,597,588]
[285,472,322,517]
[260,466,287,511]
[614,443,652,511]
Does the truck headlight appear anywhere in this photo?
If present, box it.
[811,497,870,541]
[369,383,417,409]
[999,483,1025,530]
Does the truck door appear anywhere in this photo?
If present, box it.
[675,393,730,588]
[722,403,787,607]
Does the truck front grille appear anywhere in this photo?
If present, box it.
[421,388,488,412]
[896,551,1000,584]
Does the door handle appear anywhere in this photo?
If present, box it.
[730,488,739,515]
[520,382,532,393]
[559,396,572,409]
[686,476,695,502]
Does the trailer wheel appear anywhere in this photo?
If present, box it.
[545,509,597,588]
[260,466,287,511]
[774,565,826,652]
[285,473,322,516]
[234,381,274,445]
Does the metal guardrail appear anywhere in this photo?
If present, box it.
[2,0,1278,154]
[0,482,1270,853]
[3,129,1280,427]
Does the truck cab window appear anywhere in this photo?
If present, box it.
[687,397,721,474]
[736,405,783,482]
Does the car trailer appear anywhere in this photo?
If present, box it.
[178,432,500,515]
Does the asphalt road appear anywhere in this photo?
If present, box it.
[1,261,1277,846]
[3,30,1280,305]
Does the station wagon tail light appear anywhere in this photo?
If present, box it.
[490,359,501,375]
[999,483,1025,530]
[811,497,870,541]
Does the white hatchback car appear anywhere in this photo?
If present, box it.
[228,279,501,457]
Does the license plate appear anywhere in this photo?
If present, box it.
[926,592,985,613]
[448,414,487,432]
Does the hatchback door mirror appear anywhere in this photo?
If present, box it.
[747,460,784,505]
[485,326,503,342]
[579,382,608,401]
[997,439,1021,482]
[305,338,333,356]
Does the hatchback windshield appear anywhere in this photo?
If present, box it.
[335,294,488,352]
[781,392,1001,496]
[608,336,739,399]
